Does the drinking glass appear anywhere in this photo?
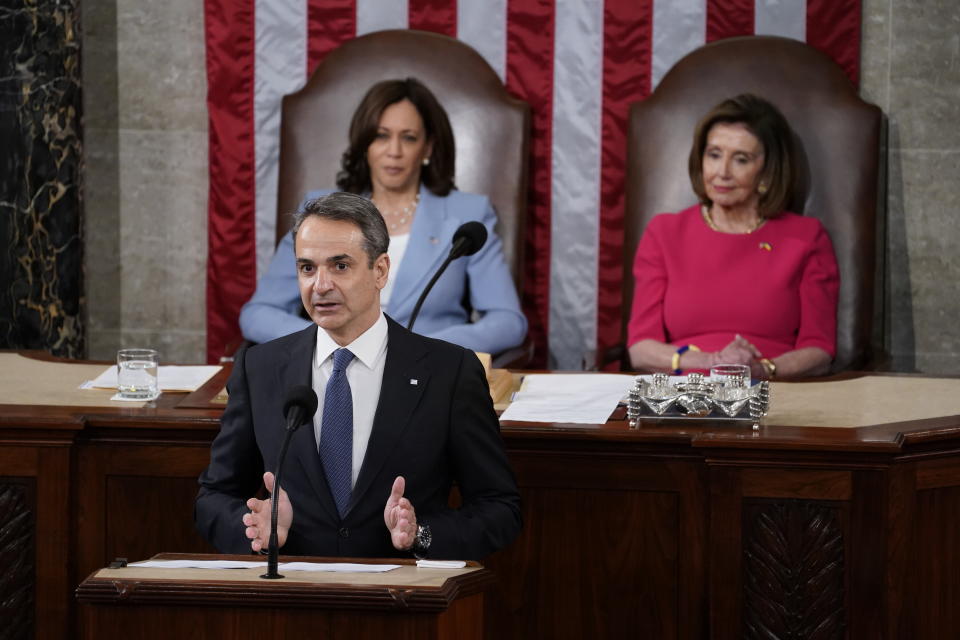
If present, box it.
[117,348,160,400]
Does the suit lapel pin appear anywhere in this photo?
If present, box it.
[759,241,772,251]
[410,379,418,385]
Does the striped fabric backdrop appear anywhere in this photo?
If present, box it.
[204,0,861,367]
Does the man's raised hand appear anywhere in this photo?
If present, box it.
[383,475,418,551]
[242,471,293,552]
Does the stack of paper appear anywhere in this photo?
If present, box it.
[498,373,635,424]
[85,365,222,392]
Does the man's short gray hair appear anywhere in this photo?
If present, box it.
[292,192,389,267]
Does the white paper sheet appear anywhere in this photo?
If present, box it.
[416,559,467,569]
[129,560,265,569]
[278,562,400,573]
[498,373,635,424]
[128,559,400,573]
[86,365,222,392]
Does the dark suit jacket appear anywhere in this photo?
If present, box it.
[195,316,522,560]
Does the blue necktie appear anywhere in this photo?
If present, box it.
[319,348,355,518]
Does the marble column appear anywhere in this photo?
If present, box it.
[0,0,84,358]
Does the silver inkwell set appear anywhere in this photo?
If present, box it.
[627,367,771,430]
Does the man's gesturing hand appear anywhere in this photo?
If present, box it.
[383,476,418,551]
[242,471,293,553]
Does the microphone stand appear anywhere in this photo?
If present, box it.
[261,425,297,579]
[407,253,457,333]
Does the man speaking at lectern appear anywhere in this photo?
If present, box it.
[195,192,521,560]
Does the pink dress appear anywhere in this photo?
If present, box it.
[627,205,839,359]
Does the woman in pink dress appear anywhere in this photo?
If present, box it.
[628,94,839,379]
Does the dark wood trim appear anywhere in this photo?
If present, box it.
[76,554,493,613]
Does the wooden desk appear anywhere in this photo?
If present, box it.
[487,374,960,639]
[2,353,960,639]
[76,553,491,640]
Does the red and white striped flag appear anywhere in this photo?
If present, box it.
[205,0,861,367]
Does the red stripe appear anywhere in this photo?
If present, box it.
[307,0,356,76]
[409,0,457,37]
[807,0,861,86]
[597,0,654,364]
[506,0,554,368]
[205,0,257,363]
[706,0,754,42]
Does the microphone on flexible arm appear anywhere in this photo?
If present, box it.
[407,221,488,333]
[261,385,318,580]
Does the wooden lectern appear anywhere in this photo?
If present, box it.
[76,553,493,640]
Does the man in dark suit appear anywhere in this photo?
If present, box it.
[195,192,521,560]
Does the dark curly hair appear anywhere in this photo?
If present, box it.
[336,78,456,196]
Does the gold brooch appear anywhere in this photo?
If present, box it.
[758,242,772,251]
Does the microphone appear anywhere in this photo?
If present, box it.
[407,222,489,332]
[262,385,318,579]
[282,385,318,432]
[448,221,487,260]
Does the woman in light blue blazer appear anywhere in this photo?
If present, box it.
[238,78,527,355]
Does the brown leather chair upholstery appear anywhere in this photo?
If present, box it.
[622,36,883,372]
[276,29,530,293]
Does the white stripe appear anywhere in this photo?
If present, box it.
[356,0,409,35]
[548,1,604,370]
[254,0,308,278]
[754,0,806,41]
[651,0,707,89]
[457,0,507,81]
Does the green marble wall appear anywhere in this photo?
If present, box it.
[0,0,84,358]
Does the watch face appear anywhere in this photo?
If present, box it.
[417,524,432,549]
[414,524,432,558]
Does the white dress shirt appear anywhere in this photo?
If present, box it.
[311,312,388,488]
[380,232,410,307]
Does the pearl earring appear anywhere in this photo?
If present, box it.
[757,183,768,195]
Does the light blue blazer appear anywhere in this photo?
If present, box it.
[238,188,528,354]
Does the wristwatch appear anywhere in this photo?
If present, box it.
[411,523,432,559]
[760,358,777,379]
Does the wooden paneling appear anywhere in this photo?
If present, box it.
[487,455,707,639]
[875,465,913,638]
[105,475,215,564]
[81,604,475,640]
[915,485,960,638]
[741,469,852,500]
[76,443,215,582]
[916,456,960,489]
[708,466,743,640]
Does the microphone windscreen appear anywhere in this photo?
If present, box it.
[283,385,318,423]
[451,221,488,258]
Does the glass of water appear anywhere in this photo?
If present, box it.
[117,348,160,400]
